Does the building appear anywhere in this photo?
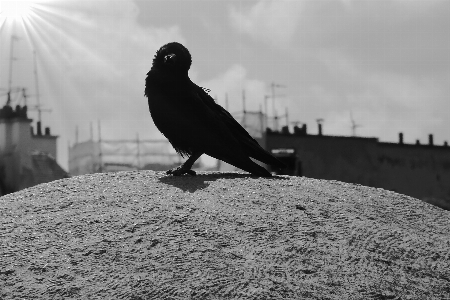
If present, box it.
[266,124,450,210]
[226,110,450,209]
[0,104,69,195]
[68,137,202,176]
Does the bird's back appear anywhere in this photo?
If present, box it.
[192,85,285,169]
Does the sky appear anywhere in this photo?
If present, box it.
[0,0,449,171]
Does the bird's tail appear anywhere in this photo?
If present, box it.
[240,139,286,170]
[227,156,273,177]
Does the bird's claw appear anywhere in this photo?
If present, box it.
[166,166,196,176]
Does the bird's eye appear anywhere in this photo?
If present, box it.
[164,54,177,64]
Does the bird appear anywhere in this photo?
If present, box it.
[144,42,285,177]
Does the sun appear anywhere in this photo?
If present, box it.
[0,0,34,20]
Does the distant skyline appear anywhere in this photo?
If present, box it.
[1,0,449,170]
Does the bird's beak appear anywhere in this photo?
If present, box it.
[164,53,177,64]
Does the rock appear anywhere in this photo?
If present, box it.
[0,171,449,299]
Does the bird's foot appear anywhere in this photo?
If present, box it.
[166,165,196,176]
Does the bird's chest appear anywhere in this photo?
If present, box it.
[146,82,195,136]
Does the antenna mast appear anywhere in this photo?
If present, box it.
[29,49,51,123]
[270,82,287,131]
[33,50,41,122]
[350,111,362,136]
[8,36,15,93]
[7,35,18,106]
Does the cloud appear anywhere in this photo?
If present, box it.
[0,0,186,169]
[305,49,447,141]
[50,2,185,139]
[295,0,450,75]
[3,0,449,170]
[197,64,267,113]
[229,0,303,47]
[193,64,268,167]
[225,0,449,143]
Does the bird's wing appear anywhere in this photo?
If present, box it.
[192,83,285,169]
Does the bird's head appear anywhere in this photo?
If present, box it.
[152,42,192,73]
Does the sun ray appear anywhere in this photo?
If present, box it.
[0,1,32,21]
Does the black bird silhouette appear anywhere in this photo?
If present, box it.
[144,42,285,176]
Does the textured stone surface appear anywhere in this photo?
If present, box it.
[1,171,449,299]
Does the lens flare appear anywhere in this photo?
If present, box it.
[0,0,33,20]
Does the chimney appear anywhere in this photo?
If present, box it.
[37,121,42,136]
[399,132,403,144]
[294,125,307,136]
[416,139,420,145]
[45,127,50,135]
[21,105,28,118]
[444,141,448,147]
[429,134,433,146]
[318,123,323,136]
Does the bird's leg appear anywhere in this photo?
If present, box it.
[166,152,202,176]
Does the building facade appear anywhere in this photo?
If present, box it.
[266,126,450,210]
[0,104,68,195]
[68,138,188,176]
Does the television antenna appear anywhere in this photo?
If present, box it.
[350,111,362,136]
[291,121,304,127]
[1,35,20,106]
[29,50,51,123]
[268,82,287,131]
[270,82,286,117]
[0,36,51,121]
